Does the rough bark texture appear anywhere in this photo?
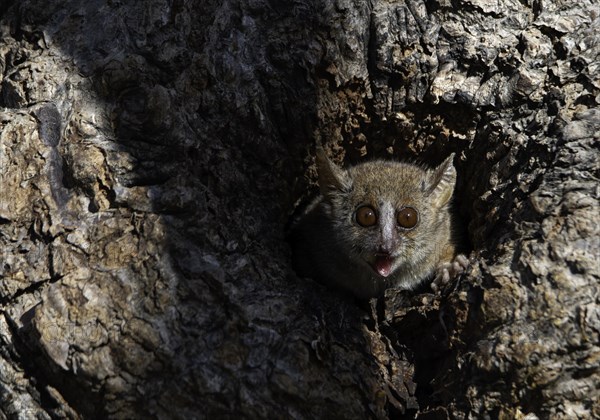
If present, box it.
[0,0,598,419]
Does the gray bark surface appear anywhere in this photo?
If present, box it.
[0,0,598,419]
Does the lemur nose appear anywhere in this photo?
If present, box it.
[377,245,392,255]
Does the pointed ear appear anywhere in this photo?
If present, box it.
[316,145,351,198]
[425,153,456,207]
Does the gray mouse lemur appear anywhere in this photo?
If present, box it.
[290,146,468,299]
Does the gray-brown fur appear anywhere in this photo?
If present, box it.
[291,147,463,299]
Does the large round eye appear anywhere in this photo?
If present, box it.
[397,207,418,229]
[355,206,377,227]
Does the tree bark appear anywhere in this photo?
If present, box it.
[0,0,598,418]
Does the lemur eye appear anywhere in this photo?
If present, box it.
[397,207,418,229]
[355,206,377,227]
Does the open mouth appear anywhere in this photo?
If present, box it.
[371,254,395,277]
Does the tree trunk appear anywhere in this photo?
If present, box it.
[0,0,598,418]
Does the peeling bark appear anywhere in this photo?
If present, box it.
[0,0,598,418]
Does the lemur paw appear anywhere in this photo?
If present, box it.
[431,254,469,294]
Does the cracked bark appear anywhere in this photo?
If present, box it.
[0,0,598,419]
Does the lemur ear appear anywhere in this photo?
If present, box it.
[316,145,352,198]
[425,153,456,208]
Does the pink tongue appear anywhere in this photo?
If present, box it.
[374,256,393,277]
